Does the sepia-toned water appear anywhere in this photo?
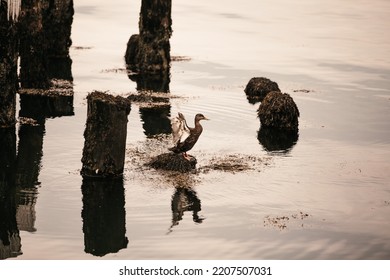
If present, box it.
[4,0,390,259]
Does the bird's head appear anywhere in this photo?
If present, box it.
[195,113,209,121]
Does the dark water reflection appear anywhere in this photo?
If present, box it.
[81,177,128,257]
[0,127,22,259]
[15,123,45,233]
[128,72,170,93]
[169,187,204,234]
[257,126,299,154]
[139,106,172,137]
[19,93,74,119]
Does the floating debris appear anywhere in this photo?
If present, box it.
[198,154,270,174]
[100,68,128,74]
[127,91,183,108]
[171,56,191,62]
[72,46,93,50]
[263,211,311,231]
[293,89,313,93]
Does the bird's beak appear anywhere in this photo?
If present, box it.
[203,117,210,120]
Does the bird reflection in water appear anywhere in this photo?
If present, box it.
[168,187,204,234]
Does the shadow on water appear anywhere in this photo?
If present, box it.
[0,127,22,260]
[168,187,204,234]
[81,177,128,257]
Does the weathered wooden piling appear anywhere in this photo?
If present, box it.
[257,91,300,131]
[44,0,74,80]
[244,77,280,104]
[81,91,131,178]
[18,0,50,89]
[0,1,18,127]
[125,0,172,75]
[81,177,128,256]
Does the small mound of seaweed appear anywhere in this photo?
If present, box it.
[199,154,271,174]
[148,152,197,173]
[126,91,183,108]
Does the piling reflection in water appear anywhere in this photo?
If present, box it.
[139,105,171,137]
[81,177,128,257]
[15,122,45,233]
[169,187,204,234]
[18,84,74,119]
[0,127,22,260]
[257,126,299,154]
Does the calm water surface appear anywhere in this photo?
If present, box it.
[4,0,390,259]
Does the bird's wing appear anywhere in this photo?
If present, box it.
[170,113,190,144]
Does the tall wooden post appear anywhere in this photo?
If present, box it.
[44,0,74,80]
[19,0,50,89]
[81,91,131,178]
[0,1,18,127]
[125,0,172,76]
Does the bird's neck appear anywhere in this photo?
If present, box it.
[194,119,203,130]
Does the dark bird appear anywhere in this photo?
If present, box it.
[169,112,209,160]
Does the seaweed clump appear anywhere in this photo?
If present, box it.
[148,152,197,173]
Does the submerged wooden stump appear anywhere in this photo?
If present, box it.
[149,153,197,173]
[81,91,131,177]
[258,91,300,131]
[244,77,280,104]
